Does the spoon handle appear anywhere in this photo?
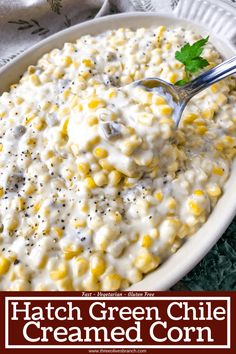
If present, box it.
[181,55,236,99]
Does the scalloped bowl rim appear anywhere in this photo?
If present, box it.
[0,12,235,291]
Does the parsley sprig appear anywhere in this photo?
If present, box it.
[175,36,209,86]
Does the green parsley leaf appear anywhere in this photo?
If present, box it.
[175,37,209,64]
[185,57,209,73]
[175,36,209,85]
[175,79,188,86]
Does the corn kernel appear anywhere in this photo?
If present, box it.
[165,42,172,50]
[70,95,79,108]
[77,162,90,176]
[212,166,224,176]
[45,150,54,159]
[159,104,173,116]
[178,223,189,239]
[10,84,17,90]
[27,65,36,74]
[173,62,182,69]
[127,268,143,283]
[15,97,24,105]
[7,219,18,232]
[74,103,83,112]
[8,269,16,282]
[0,256,10,275]
[188,200,202,216]
[160,117,174,126]
[83,274,100,291]
[62,56,72,67]
[0,111,6,119]
[93,147,108,159]
[157,25,166,37]
[202,109,214,119]
[34,118,46,131]
[94,225,114,250]
[109,170,122,186]
[85,176,97,189]
[169,72,178,84]
[90,255,106,276]
[37,255,48,270]
[24,113,36,125]
[87,217,102,234]
[54,68,64,79]
[102,273,122,291]
[99,159,114,171]
[136,112,154,126]
[24,183,36,195]
[63,168,74,180]
[207,184,222,197]
[82,59,94,67]
[193,189,204,196]
[71,144,79,156]
[42,206,50,217]
[150,228,160,239]
[86,136,100,150]
[50,226,63,238]
[0,187,4,198]
[108,89,117,99]
[121,137,142,156]
[81,202,89,213]
[87,116,98,126]
[224,136,234,145]
[42,101,52,111]
[76,257,89,276]
[63,244,83,260]
[134,153,153,167]
[26,138,37,146]
[93,171,108,187]
[17,197,25,211]
[10,280,29,291]
[167,162,179,173]
[215,142,224,151]
[154,190,163,202]
[59,277,74,291]
[14,263,29,279]
[211,83,220,93]
[141,235,153,248]
[110,211,122,223]
[62,88,71,100]
[216,93,227,105]
[183,113,197,124]
[196,126,207,135]
[50,263,67,280]
[72,219,86,228]
[168,197,177,209]
[30,74,40,86]
[80,71,91,79]
[134,248,159,274]
[60,118,69,136]
[227,147,236,159]
[59,108,70,118]
[140,91,153,104]
[88,98,105,109]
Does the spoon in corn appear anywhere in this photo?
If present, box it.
[133,55,236,126]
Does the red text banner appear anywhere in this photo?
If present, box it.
[0,291,235,354]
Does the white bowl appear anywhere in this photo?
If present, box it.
[0,13,235,291]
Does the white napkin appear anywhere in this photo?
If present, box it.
[0,0,235,66]
[0,0,177,67]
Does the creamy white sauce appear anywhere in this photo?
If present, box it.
[0,26,235,291]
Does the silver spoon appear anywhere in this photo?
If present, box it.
[133,55,236,126]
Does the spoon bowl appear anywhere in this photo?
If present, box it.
[133,77,188,126]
